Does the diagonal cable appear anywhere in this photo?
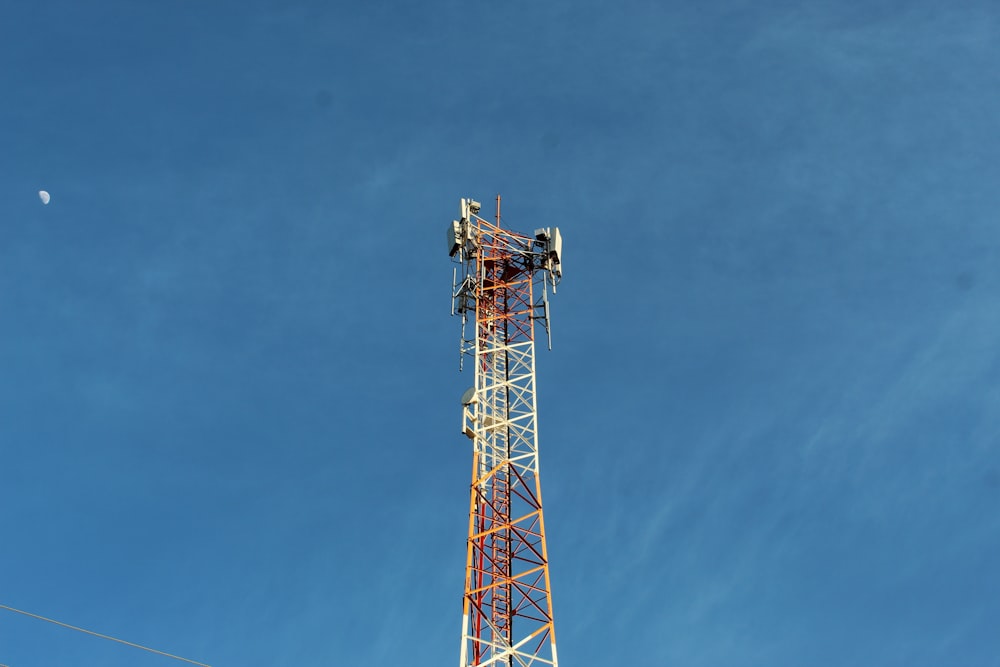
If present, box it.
[0,603,210,666]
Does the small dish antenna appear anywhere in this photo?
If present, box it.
[460,386,477,405]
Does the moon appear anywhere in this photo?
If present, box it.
[39,190,50,205]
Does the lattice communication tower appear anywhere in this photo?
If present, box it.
[447,196,563,667]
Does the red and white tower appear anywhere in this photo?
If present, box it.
[448,196,563,667]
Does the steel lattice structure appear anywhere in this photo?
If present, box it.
[448,196,563,667]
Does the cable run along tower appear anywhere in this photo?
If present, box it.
[448,196,563,667]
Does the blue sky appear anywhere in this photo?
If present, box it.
[2,1,1000,665]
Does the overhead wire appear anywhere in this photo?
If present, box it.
[0,603,210,667]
